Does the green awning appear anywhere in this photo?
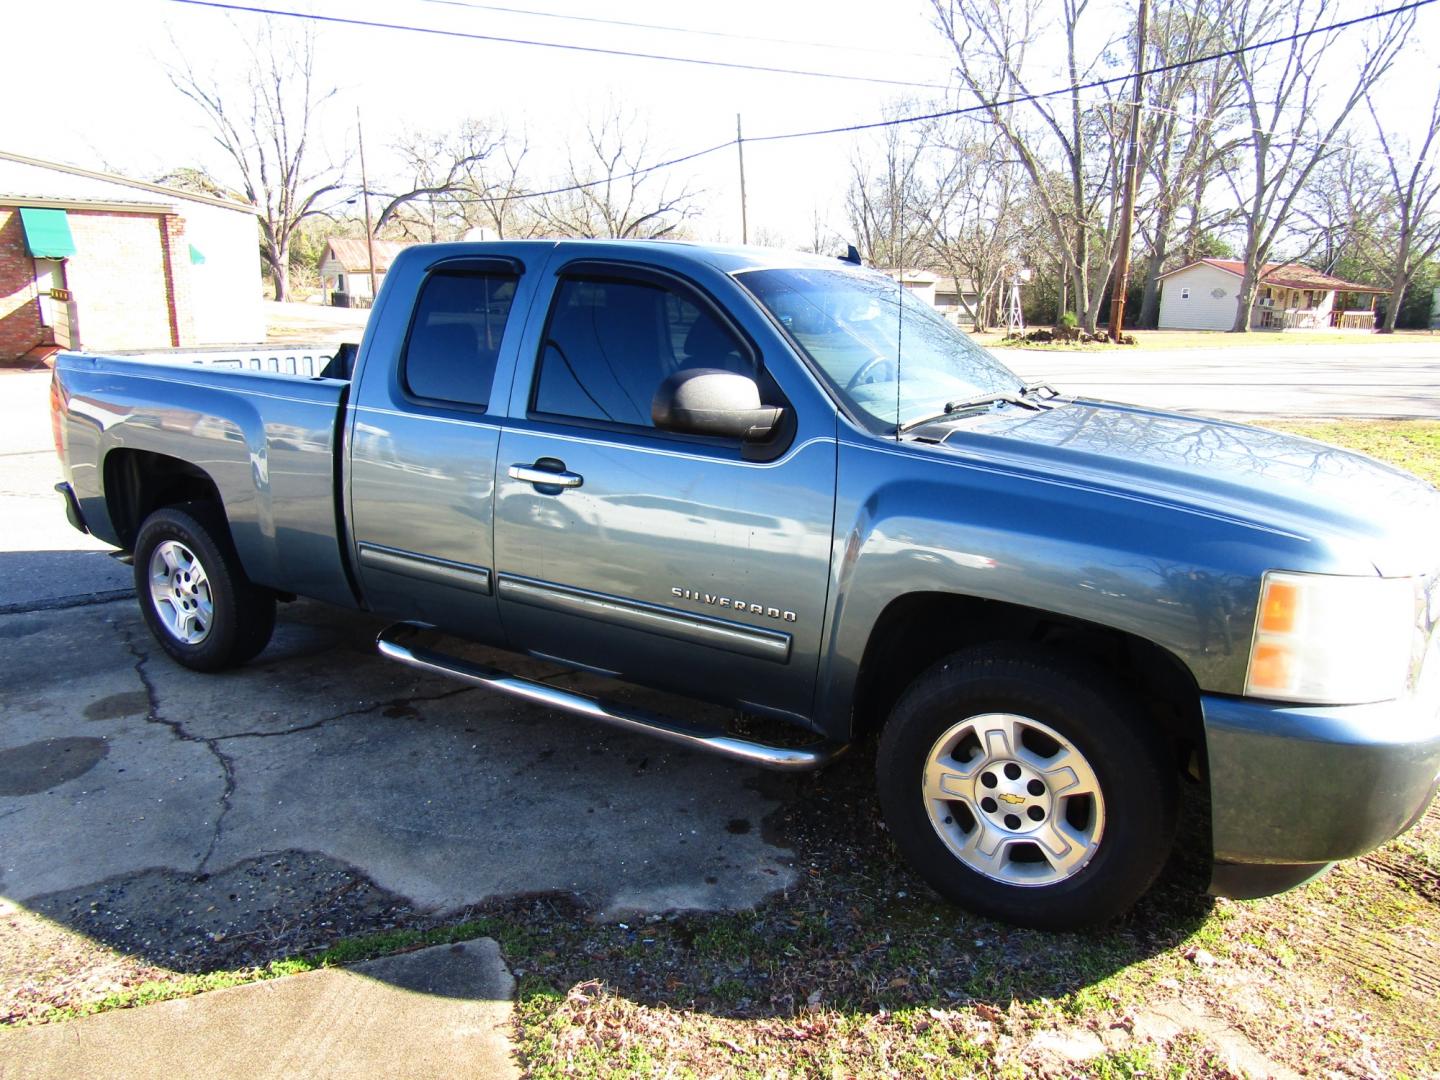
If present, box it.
[19,207,76,258]
[189,243,206,265]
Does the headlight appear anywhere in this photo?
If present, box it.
[1245,571,1420,705]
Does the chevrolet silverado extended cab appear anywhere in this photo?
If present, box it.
[51,240,1440,928]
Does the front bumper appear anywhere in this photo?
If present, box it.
[1202,690,1440,899]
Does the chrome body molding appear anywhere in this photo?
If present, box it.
[671,586,797,623]
[376,623,842,771]
[496,574,792,663]
[357,542,492,595]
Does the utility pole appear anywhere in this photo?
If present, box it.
[357,107,379,301]
[1109,0,1148,343]
[736,114,749,245]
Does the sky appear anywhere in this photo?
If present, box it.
[4,0,1439,251]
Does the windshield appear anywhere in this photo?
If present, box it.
[738,267,1024,430]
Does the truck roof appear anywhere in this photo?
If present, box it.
[390,238,857,278]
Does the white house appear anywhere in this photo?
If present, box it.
[319,238,416,305]
[1158,258,1384,331]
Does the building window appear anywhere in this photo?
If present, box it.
[1180,287,1190,300]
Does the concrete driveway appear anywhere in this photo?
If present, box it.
[0,369,803,981]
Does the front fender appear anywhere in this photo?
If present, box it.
[813,440,1306,737]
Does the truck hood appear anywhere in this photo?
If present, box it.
[923,398,1440,577]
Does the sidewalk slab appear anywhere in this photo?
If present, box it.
[0,938,519,1080]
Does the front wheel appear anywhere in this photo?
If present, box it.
[876,645,1176,929]
[133,505,275,672]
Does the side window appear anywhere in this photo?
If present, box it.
[403,271,518,408]
[533,276,752,428]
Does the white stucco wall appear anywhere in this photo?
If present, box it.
[1158,263,1243,330]
[182,201,263,344]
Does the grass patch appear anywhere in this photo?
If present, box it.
[33,917,530,1025]
[975,328,1434,351]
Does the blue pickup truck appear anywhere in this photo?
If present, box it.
[51,240,1440,928]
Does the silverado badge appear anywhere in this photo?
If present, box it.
[671,587,797,623]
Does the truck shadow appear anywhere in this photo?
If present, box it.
[1,597,1214,1024]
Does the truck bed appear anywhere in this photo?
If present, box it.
[53,349,358,608]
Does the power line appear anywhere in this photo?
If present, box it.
[522,0,1432,203]
[499,141,736,201]
[163,0,952,90]
[410,0,951,62]
[747,0,1438,144]
[169,0,1435,208]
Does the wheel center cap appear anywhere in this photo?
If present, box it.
[977,759,1050,833]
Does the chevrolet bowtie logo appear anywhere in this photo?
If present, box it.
[998,792,1026,805]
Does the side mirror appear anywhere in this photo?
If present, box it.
[652,368,783,441]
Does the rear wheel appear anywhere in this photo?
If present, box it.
[133,505,275,672]
[876,644,1176,929]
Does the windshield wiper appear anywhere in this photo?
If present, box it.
[897,391,1032,433]
[1021,382,1059,399]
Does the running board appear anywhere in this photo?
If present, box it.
[376,623,846,772]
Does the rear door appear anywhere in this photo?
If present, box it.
[492,250,838,723]
[346,247,543,643]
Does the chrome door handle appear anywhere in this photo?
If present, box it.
[509,463,583,488]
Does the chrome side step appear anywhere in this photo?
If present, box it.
[376,622,845,772]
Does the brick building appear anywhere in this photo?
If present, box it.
[0,151,262,363]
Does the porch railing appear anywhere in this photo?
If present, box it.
[1330,309,1376,330]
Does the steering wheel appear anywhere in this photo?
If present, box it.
[846,355,896,391]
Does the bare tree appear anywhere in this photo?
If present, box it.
[463,138,542,240]
[749,225,791,249]
[1364,86,1440,332]
[921,128,1031,331]
[535,109,698,239]
[933,0,1132,332]
[1292,143,1386,275]
[168,22,347,302]
[153,165,233,201]
[374,119,505,241]
[799,206,842,255]
[1134,0,1246,327]
[371,121,543,242]
[845,117,932,269]
[1219,0,1414,331]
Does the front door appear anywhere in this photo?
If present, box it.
[493,258,837,723]
[34,259,72,347]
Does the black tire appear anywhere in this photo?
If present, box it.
[876,644,1176,930]
[132,504,276,672]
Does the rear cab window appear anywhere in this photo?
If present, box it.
[403,270,519,409]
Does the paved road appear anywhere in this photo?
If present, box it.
[1000,339,1440,419]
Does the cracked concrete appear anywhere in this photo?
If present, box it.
[2,365,803,986]
[0,593,804,953]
